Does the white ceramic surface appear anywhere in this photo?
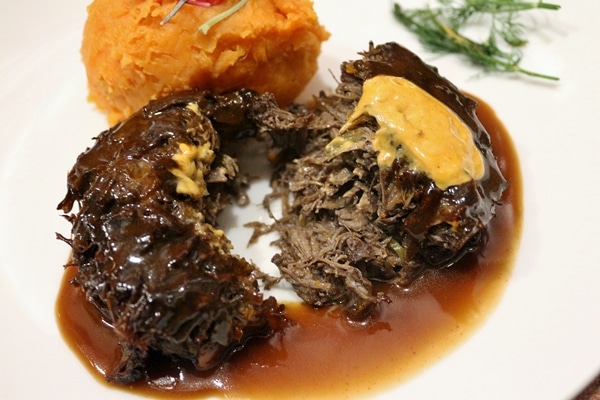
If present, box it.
[1,1,599,399]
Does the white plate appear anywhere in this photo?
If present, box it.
[1,1,599,399]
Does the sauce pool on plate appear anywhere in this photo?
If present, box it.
[56,96,522,399]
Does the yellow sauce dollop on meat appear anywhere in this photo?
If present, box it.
[331,75,485,189]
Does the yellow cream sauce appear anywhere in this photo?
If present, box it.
[333,75,485,189]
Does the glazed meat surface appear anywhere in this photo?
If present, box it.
[57,42,509,384]
[267,43,508,318]
[57,91,289,383]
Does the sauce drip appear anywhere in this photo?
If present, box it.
[56,97,522,399]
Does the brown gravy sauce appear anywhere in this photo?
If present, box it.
[55,97,522,399]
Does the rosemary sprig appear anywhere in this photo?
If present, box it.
[161,0,249,34]
[393,0,561,80]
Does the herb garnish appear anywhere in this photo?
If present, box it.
[393,0,561,80]
[161,0,249,34]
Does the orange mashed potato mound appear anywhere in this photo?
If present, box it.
[81,0,329,124]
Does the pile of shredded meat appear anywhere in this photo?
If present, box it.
[57,42,507,383]
[56,90,298,383]
[266,42,508,318]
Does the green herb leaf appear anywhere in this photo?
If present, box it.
[161,0,249,35]
[393,0,561,80]
[198,0,249,34]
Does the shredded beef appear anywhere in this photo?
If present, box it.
[57,90,289,383]
[267,43,508,319]
[57,42,509,383]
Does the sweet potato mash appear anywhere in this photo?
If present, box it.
[81,0,329,124]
